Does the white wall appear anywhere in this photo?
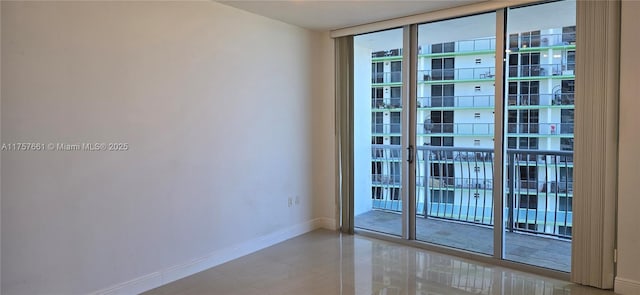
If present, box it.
[616,1,640,294]
[310,31,337,229]
[1,1,333,294]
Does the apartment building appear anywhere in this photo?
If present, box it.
[353,8,577,271]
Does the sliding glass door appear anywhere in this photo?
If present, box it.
[353,28,404,236]
[415,12,496,255]
[503,1,575,272]
[349,0,575,273]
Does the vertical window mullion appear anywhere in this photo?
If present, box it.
[493,8,507,261]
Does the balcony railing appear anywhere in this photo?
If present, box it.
[507,123,573,135]
[372,71,402,84]
[419,38,496,55]
[413,93,573,108]
[508,64,574,78]
[368,145,573,239]
[505,149,573,238]
[509,32,576,49]
[376,93,573,109]
[372,123,401,134]
[418,95,494,108]
[421,123,494,136]
[372,48,402,58]
[420,67,495,82]
[507,93,574,106]
[372,97,402,109]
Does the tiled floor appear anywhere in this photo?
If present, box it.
[355,210,572,272]
[143,229,616,295]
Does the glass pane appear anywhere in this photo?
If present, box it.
[504,0,575,272]
[354,28,404,236]
[416,12,496,255]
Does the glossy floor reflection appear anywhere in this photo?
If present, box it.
[143,229,616,295]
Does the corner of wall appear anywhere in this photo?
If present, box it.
[310,30,338,228]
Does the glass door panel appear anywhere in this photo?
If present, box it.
[415,13,496,255]
[503,0,575,272]
[354,28,404,236]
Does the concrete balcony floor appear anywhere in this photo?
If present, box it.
[355,210,571,272]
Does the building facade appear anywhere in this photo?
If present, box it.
[367,25,575,239]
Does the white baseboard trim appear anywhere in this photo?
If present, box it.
[90,218,331,295]
[615,277,640,295]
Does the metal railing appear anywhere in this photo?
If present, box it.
[509,32,576,49]
[507,93,574,106]
[419,38,496,55]
[376,94,513,109]
[371,123,401,134]
[507,64,574,78]
[369,145,573,239]
[372,48,402,58]
[372,97,402,109]
[418,95,495,108]
[421,123,495,135]
[372,71,402,84]
[505,149,573,238]
[419,67,495,81]
[506,123,573,135]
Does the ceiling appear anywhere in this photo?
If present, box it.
[217,0,488,31]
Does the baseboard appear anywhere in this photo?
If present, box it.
[90,218,329,295]
[615,277,640,295]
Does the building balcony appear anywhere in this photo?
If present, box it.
[372,48,403,59]
[372,97,402,109]
[507,64,574,80]
[507,123,573,136]
[507,93,574,107]
[421,123,494,136]
[418,95,494,109]
[419,37,496,56]
[374,94,573,111]
[508,32,576,50]
[419,67,496,83]
[372,123,402,135]
[360,145,574,271]
[372,71,402,85]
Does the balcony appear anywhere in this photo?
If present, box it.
[509,32,576,50]
[507,123,574,136]
[372,97,402,109]
[420,67,495,82]
[418,95,494,108]
[508,64,574,79]
[372,48,403,58]
[372,71,402,84]
[372,123,401,135]
[419,37,496,55]
[507,93,574,107]
[358,145,573,272]
[421,123,494,136]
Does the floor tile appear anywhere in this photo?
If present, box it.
[142,229,616,295]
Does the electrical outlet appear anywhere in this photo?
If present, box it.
[288,197,293,207]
